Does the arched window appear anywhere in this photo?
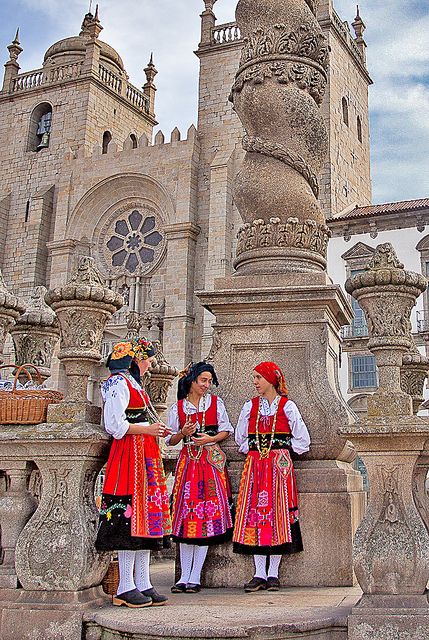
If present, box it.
[130,133,138,149]
[342,97,349,126]
[102,130,112,154]
[357,116,363,143]
[27,102,53,152]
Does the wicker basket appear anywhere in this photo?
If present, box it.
[102,558,119,596]
[0,363,63,425]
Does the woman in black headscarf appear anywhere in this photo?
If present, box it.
[166,362,234,593]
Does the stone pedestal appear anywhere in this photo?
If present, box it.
[0,269,25,364]
[0,422,111,640]
[198,271,365,587]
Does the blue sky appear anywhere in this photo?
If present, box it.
[0,0,428,205]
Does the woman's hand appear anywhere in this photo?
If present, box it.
[140,422,172,438]
[181,419,197,437]
[191,433,214,446]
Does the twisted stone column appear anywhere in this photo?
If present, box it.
[10,286,60,382]
[342,243,429,638]
[231,0,330,274]
[45,257,123,423]
[199,0,364,588]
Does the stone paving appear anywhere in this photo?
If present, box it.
[85,561,361,638]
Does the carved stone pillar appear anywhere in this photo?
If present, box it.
[0,424,110,640]
[342,243,429,638]
[45,257,123,423]
[401,347,428,415]
[10,286,60,382]
[0,269,25,364]
[0,461,37,589]
[198,0,365,588]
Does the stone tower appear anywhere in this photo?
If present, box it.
[0,8,156,299]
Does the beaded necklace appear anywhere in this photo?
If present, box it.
[255,395,280,459]
[184,394,207,462]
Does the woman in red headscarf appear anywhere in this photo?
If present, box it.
[233,361,310,592]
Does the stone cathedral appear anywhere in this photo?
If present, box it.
[0,0,372,382]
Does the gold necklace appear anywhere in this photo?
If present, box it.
[184,394,206,461]
[255,395,280,459]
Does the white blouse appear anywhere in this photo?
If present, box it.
[235,397,310,455]
[166,394,233,446]
[101,374,149,440]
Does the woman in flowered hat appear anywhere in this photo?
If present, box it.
[95,338,172,608]
[167,362,234,593]
[233,361,310,592]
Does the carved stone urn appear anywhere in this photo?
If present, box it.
[45,257,123,423]
[345,243,427,417]
[0,269,25,364]
[342,243,429,637]
[10,286,60,382]
[147,341,179,417]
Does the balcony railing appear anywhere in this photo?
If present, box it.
[341,324,369,339]
[12,69,44,91]
[211,22,242,45]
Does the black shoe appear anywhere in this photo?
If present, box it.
[244,577,267,592]
[267,576,280,591]
[142,587,168,606]
[113,588,152,608]
[185,583,201,593]
[171,582,187,593]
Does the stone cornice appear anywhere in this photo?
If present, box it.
[163,222,201,241]
[328,209,429,239]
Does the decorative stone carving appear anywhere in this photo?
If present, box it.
[230,0,329,274]
[10,286,60,381]
[45,256,123,422]
[0,268,25,364]
[206,329,222,362]
[345,243,427,417]
[401,346,428,415]
[147,341,178,417]
[234,216,331,272]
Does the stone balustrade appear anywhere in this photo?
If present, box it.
[11,68,43,91]
[126,83,150,114]
[98,63,122,93]
[212,22,241,45]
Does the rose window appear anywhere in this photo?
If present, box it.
[106,210,163,273]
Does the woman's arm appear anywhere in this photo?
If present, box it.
[235,400,252,454]
[102,376,131,439]
[284,400,310,454]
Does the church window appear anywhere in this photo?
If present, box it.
[357,116,362,143]
[107,211,163,273]
[27,102,53,152]
[130,133,138,149]
[102,130,112,154]
[342,97,349,126]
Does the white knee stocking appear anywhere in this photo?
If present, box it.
[134,549,152,591]
[178,543,195,584]
[117,550,136,595]
[253,554,267,580]
[188,545,208,585]
[268,554,282,578]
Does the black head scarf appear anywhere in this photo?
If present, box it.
[177,361,219,400]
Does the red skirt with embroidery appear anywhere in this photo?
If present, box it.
[96,434,172,551]
[170,444,233,545]
[232,448,303,555]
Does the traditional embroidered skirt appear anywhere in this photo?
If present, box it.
[170,444,233,545]
[96,434,172,551]
[233,448,303,555]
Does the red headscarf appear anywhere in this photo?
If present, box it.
[254,361,289,397]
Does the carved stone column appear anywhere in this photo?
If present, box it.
[10,286,60,382]
[0,461,37,589]
[198,0,365,588]
[342,243,429,638]
[0,269,25,364]
[45,257,123,423]
[0,423,110,640]
[401,346,428,415]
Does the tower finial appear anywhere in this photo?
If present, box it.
[13,28,20,44]
[7,27,23,62]
[94,3,99,21]
[352,5,367,63]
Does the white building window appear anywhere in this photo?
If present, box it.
[351,355,377,389]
